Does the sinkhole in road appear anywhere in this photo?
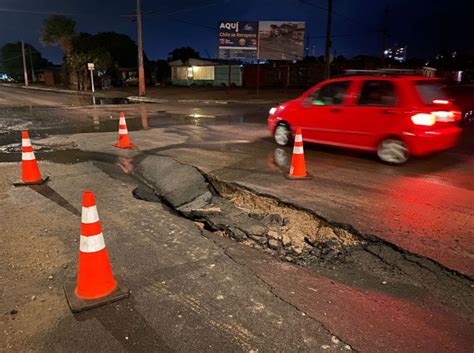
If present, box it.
[207,177,361,264]
[132,154,362,266]
[132,154,473,313]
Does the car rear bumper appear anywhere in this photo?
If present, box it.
[404,127,461,156]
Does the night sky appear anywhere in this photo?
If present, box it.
[0,0,471,64]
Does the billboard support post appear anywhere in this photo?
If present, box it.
[228,58,231,91]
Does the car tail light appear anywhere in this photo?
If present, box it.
[411,113,436,126]
[411,111,462,126]
[432,111,452,122]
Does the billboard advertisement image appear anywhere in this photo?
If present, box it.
[258,21,305,60]
[218,21,306,60]
[218,21,258,59]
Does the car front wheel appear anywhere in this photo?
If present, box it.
[274,124,292,146]
[377,139,409,164]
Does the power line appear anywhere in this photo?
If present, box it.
[0,7,84,16]
[0,54,24,63]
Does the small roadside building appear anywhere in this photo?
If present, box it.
[169,58,242,87]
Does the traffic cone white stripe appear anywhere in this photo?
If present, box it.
[119,117,126,125]
[22,152,36,160]
[81,205,100,224]
[293,146,304,154]
[294,134,303,142]
[22,139,32,147]
[118,129,128,134]
[80,233,106,253]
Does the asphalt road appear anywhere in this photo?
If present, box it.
[1,85,473,352]
[1,85,473,276]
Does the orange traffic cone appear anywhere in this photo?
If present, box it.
[13,131,49,186]
[286,128,312,180]
[113,112,136,148]
[64,191,129,312]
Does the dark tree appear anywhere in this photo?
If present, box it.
[0,42,49,79]
[147,60,171,84]
[41,15,76,57]
[168,47,200,62]
[72,32,148,68]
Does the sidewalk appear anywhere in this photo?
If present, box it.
[0,83,303,105]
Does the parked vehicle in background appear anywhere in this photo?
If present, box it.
[268,75,462,164]
[124,77,139,87]
[445,84,474,127]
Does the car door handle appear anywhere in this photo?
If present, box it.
[330,108,342,113]
[383,109,397,114]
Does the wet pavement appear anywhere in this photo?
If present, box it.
[1,85,473,352]
[1,84,473,276]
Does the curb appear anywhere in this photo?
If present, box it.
[126,96,169,104]
[0,84,278,105]
[0,83,101,96]
[127,97,275,105]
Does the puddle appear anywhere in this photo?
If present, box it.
[0,148,121,165]
[92,97,132,105]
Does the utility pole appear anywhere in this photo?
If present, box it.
[21,41,29,87]
[28,49,36,83]
[324,0,333,79]
[136,0,145,96]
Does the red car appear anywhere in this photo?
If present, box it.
[268,76,462,164]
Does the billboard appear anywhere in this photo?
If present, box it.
[218,21,305,61]
[258,21,305,60]
[218,21,258,60]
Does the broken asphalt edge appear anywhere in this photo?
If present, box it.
[200,173,474,284]
[133,154,473,283]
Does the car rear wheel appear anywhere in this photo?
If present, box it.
[274,124,291,146]
[377,139,409,164]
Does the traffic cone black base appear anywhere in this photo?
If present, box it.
[112,143,136,149]
[13,176,50,187]
[64,275,129,313]
[285,173,313,180]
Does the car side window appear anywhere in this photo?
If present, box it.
[309,81,351,106]
[358,80,397,106]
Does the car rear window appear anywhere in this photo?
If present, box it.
[415,80,448,105]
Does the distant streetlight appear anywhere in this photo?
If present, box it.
[87,63,95,93]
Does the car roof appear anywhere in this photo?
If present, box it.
[330,75,439,82]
